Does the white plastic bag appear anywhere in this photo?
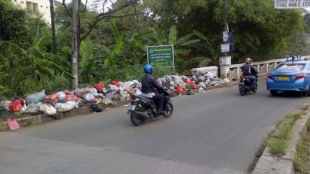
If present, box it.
[55,101,77,112]
[39,103,57,115]
[57,91,66,100]
[102,98,113,105]
[85,93,95,101]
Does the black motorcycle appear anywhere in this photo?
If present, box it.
[239,76,257,96]
[126,89,173,126]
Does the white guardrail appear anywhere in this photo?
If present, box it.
[190,55,310,80]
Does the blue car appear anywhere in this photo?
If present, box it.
[266,58,310,96]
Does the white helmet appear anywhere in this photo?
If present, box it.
[245,58,252,64]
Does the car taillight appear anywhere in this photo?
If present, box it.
[295,73,306,80]
[267,73,273,79]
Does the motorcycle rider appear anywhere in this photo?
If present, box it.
[241,58,258,88]
[141,64,165,115]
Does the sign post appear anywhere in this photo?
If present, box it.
[274,0,310,9]
[147,45,174,70]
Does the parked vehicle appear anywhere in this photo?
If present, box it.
[266,57,310,96]
[126,89,173,126]
[239,76,257,96]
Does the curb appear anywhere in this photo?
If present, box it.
[252,103,310,174]
[0,73,268,131]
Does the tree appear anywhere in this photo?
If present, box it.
[146,0,304,62]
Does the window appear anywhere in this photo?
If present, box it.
[276,64,305,72]
[26,1,38,12]
[33,3,38,12]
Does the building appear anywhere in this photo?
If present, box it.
[11,0,62,25]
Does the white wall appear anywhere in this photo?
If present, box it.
[11,0,52,25]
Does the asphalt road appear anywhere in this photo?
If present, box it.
[0,81,309,174]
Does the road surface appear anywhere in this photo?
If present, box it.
[0,81,308,174]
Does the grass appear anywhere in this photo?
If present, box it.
[293,119,310,174]
[266,112,303,156]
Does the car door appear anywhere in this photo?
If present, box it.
[306,64,310,89]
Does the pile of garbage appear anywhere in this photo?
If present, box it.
[0,72,231,118]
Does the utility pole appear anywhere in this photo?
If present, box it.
[49,0,57,54]
[219,0,231,78]
[71,0,79,89]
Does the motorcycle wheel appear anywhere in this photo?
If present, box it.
[164,102,173,118]
[239,88,245,96]
[130,106,146,126]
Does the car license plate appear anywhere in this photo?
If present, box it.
[278,76,289,81]
[127,105,136,111]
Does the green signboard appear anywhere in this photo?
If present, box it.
[147,45,174,67]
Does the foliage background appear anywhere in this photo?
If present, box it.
[0,0,310,99]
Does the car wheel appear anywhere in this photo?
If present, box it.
[270,90,278,96]
[306,88,310,97]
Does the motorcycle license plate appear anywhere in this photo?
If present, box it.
[127,105,136,111]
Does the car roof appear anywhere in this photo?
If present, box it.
[281,58,308,65]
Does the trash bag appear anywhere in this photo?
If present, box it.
[186,89,194,95]
[102,98,113,105]
[0,100,11,110]
[84,93,97,103]
[184,78,192,84]
[190,83,198,89]
[26,90,46,104]
[175,86,184,92]
[45,93,58,101]
[9,100,22,112]
[94,82,105,92]
[111,79,120,87]
[89,103,103,112]
[205,72,216,79]
[55,101,77,112]
[23,103,40,114]
[65,94,79,102]
[39,103,57,115]
[57,91,66,100]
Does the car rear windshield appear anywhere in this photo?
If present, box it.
[276,63,305,71]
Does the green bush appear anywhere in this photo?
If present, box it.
[18,78,44,97]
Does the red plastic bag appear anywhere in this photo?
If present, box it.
[111,79,120,87]
[88,98,97,103]
[175,86,184,92]
[184,78,192,84]
[191,83,198,89]
[65,94,79,102]
[6,118,20,130]
[46,93,58,101]
[95,82,105,91]
[9,101,22,112]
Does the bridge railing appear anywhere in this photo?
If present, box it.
[190,56,310,79]
[227,55,310,80]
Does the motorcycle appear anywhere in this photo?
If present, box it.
[126,89,174,126]
[239,76,257,96]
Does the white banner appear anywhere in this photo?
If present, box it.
[274,0,310,9]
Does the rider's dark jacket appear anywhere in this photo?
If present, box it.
[241,63,258,76]
[141,73,163,93]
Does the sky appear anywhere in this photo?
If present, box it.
[62,0,112,12]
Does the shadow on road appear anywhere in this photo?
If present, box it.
[268,91,308,98]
